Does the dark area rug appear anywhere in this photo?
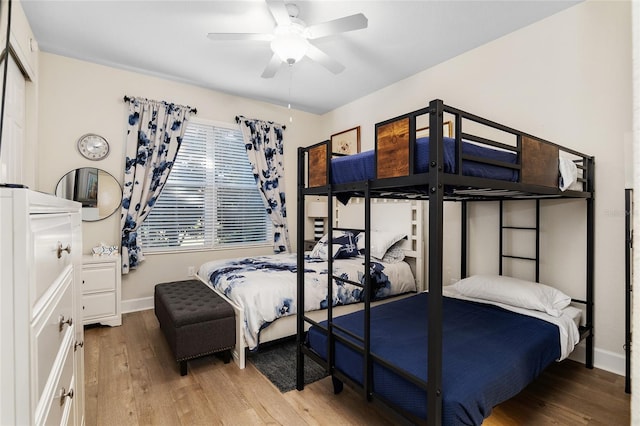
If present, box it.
[248,338,328,393]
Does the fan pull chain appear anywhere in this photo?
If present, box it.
[288,64,294,123]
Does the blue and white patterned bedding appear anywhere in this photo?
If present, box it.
[197,253,416,350]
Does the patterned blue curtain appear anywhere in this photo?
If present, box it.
[121,97,194,274]
[237,116,291,253]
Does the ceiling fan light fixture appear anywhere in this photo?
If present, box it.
[208,1,368,77]
[271,27,308,64]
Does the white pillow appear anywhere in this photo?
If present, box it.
[452,274,571,317]
[356,231,406,260]
[380,241,405,263]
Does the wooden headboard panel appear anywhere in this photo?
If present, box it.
[521,136,559,187]
[308,144,327,187]
[376,118,410,179]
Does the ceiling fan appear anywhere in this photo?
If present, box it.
[207,1,368,78]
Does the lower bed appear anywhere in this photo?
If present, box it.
[197,253,417,368]
[306,291,580,425]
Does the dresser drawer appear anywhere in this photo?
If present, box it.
[82,263,116,293]
[83,292,116,321]
[31,213,73,306]
[32,271,74,401]
[39,340,75,426]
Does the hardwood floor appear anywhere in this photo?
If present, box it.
[84,310,630,425]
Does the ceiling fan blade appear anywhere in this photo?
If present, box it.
[305,44,345,74]
[207,33,274,42]
[266,0,291,27]
[306,13,368,39]
[261,53,282,78]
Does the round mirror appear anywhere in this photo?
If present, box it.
[55,168,122,221]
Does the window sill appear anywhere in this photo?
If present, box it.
[142,243,273,256]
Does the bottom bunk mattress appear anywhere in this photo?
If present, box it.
[306,292,579,425]
[197,253,416,350]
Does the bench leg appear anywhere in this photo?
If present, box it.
[179,360,188,376]
[222,349,231,364]
[216,350,232,364]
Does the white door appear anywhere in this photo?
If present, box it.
[0,55,26,184]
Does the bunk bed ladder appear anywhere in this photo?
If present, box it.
[499,199,540,281]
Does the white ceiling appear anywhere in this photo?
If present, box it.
[21,0,580,115]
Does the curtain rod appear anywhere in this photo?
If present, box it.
[235,115,286,130]
[123,95,197,115]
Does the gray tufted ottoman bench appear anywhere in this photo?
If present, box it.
[154,279,235,376]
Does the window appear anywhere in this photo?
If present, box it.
[140,119,271,252]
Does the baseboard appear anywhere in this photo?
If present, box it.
[569,341,625,376]
[121,296,153,314]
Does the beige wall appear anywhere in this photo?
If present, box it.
[36,52,321,302]
[319,0,631,371]
[35,0,630,372]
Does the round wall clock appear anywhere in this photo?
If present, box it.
[77,133,110,160]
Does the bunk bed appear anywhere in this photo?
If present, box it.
[196,199,424,369]
[295,99,594,426]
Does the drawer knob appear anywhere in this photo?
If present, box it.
[57,242,72,258]
[59,387,74,405]
[74,340,84,351]
[58,315,73,332]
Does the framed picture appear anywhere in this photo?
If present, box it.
[331,126,361,155]
[74,167,99,207]
[416,120,454,138]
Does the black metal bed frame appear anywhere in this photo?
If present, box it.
[625,188,632,394]
[295,99,595,425]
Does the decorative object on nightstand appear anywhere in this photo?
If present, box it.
[307,201,328,241]
[82,254,122,327]
[91,242,119,256]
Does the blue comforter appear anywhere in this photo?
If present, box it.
[331,136,518,184]
[306,292,560,425]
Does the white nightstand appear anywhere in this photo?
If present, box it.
[82,254,122,326]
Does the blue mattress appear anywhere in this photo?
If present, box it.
[331,136,518,184]
[306,293,560,425]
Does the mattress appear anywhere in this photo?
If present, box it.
[331,136,518,185]
[306,292,577,425]
[198,253,416,350]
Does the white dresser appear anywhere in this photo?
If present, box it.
[0,188,84,426]
[82,254,122,327]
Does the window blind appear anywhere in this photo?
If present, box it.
[140,121,271,252]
